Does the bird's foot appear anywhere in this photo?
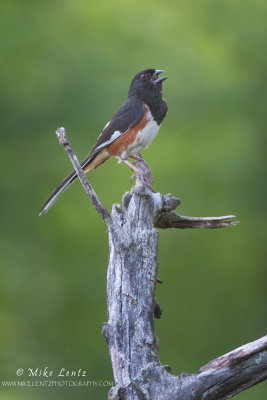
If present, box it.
[122,157,155,192]
[130,173,137,186]
[130,171,156,192]
[130,154,154,184]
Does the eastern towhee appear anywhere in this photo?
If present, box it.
[39,68,168,216]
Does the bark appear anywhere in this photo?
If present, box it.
[108,334,267,399]
[55,127,267,400]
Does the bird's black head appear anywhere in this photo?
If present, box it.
[128,68,167,101]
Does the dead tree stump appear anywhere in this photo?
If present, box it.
[55,127,267,400]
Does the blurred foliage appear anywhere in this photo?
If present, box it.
[0,0,266,399]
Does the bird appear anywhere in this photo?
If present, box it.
[39,68,168,217]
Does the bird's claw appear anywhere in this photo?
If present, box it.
[130,167,155,192]
[131,156,154,184]
[127,154,155,191]
[130,174,138,185]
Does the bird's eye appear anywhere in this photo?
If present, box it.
[141,74,147,80]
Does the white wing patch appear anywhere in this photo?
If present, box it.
[93,105,158,156]
[94,130,122,152]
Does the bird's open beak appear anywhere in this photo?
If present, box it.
[152,70,167,85]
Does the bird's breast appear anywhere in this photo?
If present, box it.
[125,106,160,157]
[106,105,160,159]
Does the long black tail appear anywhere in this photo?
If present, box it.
[39,170,78,217]
[39,149,108,217]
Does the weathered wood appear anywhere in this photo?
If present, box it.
[102,187,164,388]
[55,127,266,400]
[108,336,267,400]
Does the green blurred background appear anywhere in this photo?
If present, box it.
[1,0,266,399]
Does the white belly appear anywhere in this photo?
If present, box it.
[123,108,160,157]
[135,119,159,148]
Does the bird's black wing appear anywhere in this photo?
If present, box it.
[81,97,145,167]
[39,97,145,217]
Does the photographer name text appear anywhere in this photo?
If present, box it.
[21,367,86,378]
